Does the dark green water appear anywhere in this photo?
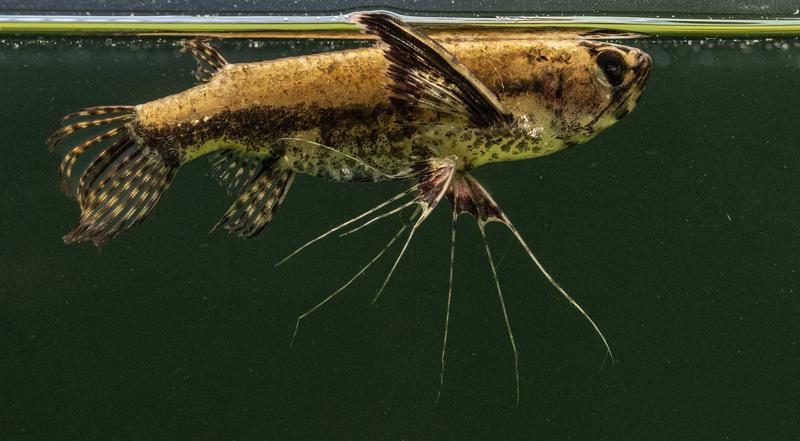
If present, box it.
[1,36,799,440]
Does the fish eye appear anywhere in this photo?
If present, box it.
[596,50,627,88]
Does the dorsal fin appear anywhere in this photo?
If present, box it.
[180,39,229,83]
[352,12,513,128]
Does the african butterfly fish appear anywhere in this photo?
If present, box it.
[48,12,651,403]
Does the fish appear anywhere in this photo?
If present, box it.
[47,12,652,403]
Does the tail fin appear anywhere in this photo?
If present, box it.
[47,105,135,195]
[49,106,178,246]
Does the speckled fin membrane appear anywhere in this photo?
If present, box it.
[48,105,178,246]
[180,39,229,82]
[352,12,513,128]
[62,143,178,246]
[212,157,295,238]
[208,149,260,195]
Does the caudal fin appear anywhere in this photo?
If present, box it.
[47,105,135,195]
[49,105,177,246]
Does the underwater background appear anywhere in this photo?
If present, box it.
[2,2,800,440]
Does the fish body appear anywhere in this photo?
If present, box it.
[133,37,648,182]
[48,13,652,402]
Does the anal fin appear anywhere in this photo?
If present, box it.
[212,157,295,238]
[208,149,260,195]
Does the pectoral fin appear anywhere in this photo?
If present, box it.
[352,12,513,128]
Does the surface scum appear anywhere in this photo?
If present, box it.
[47,12,652,404]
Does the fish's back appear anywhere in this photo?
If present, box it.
[135,47,393,128]
[133,38,559,129]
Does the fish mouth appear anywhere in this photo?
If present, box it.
[631,49,652,89]
[608,47,652,120]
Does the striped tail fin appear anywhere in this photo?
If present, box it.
[47,105,135,195]
[49,105,178,246]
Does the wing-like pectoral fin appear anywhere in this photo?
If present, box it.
[352,12,513,128]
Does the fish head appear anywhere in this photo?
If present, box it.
[578,41,652,131]
[504,40,651,148]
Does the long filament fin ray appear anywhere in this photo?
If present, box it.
[275,186,419,266]
[479,222,520,407]
[436,210,458,403]
[290,221,411,348]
